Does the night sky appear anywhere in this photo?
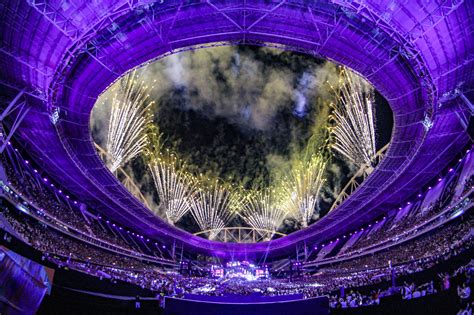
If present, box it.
[91,45,393,236]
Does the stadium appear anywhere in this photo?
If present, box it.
[0,1,472,314]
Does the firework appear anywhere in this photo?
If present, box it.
[189,178,234,240]
[106,70,154,172]
[238,189,289,240]
[280,153,326,227]
[149,156,194,224]
[329,68,376,167]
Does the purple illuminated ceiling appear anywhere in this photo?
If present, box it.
[0,0,472,259]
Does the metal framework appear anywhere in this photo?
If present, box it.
[0,91,30,153]
[329,143,390,212]
[0,0,471,260]
[439,85,474,134]
[94,143,151,209]
[194,227,286,243]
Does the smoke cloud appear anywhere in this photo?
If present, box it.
[137,47,338,132]
[90,46,388,234]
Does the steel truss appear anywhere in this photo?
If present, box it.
[94,142,151,209]
[0,91,30,153]
[45,1,437,110]
[194,227,286,243]
[329,143,390,212]
[334,1,437,116]
[47,1,181,111]
[10,0,465,261]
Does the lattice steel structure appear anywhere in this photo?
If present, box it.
[194,227,286,243]
[94,143,151,209]
[329,143,390,212]
[0,0,472,261]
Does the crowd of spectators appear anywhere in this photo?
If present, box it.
[1,195,472,310]
[1,156,153,256]
[324,213,473,273]
[1,208,155,271]
[343,175,473,256]
[0,151,472,312]
[327,261,473,310]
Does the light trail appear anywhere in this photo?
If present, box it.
[106,70,154,172]
[329,68,376,167]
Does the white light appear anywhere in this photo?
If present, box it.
[105,70,153,172]
[149,158,193,225]
[329,68,377,168]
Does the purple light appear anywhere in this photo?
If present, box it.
[25,160,29,164]
[106,220,110,223]
[73,201,77,204]
[1,0,469,261]
[43,178,48,182]
[449,168,453,172]
[438,178,442,182]
[66,195,70,199]
[407,202,411,205]
[428,186,432,190]
[112,223,116,227]
[58,190,62,193]
[418,194,422,197]
[34,169,38,173]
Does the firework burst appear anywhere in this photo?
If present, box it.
[238,188,289,240]
[280,153,326,227]
[149,157,194,225]
[329,68,376,167]
[144,126,195,224]
[106,70,154,172]
[189,178,235,240]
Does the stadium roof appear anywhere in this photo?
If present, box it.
[1,0,472,259]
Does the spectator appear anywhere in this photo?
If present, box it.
[135,295,141,309]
